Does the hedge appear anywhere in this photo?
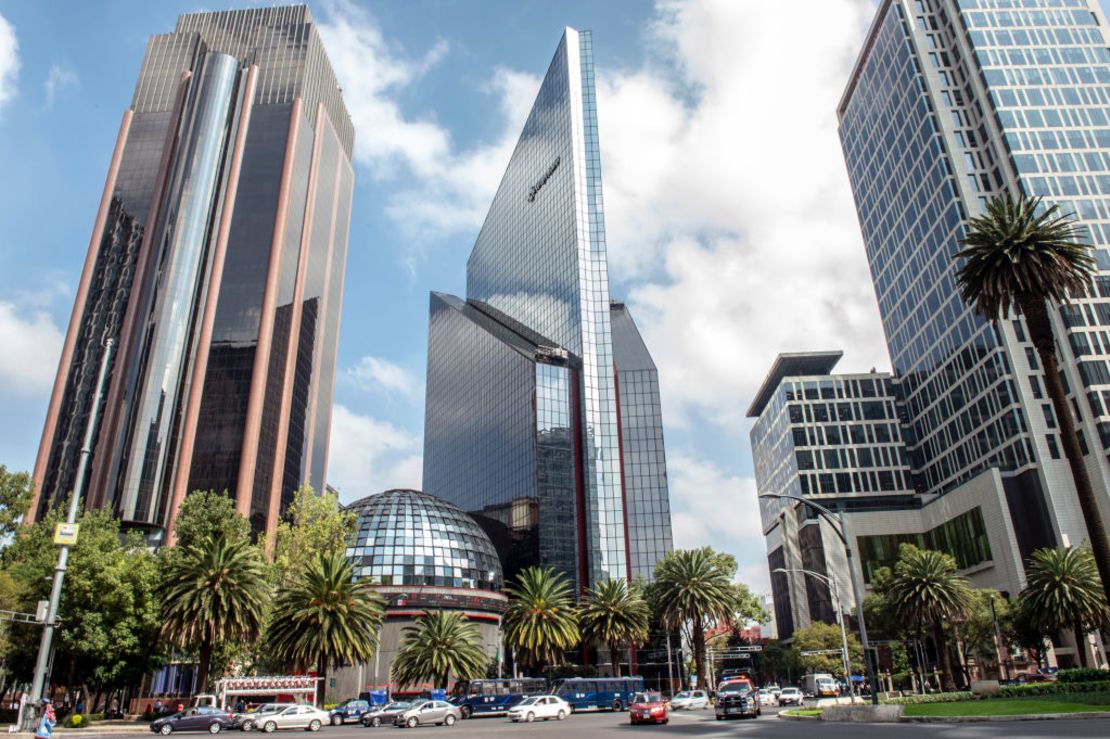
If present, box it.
[883,691,973,705]
[1058,668,1110,684]
[883,682,1110,704]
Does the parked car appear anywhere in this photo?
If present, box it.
[360,702,412,728]
[329,699,370,725]
[151,706,236,735]
[669,690,708,710]
[251,705,329,733]
[506,695,571,722]
[1014,672,1055,684]
[777,687,803,707]
[235,705,294,732]
[394,700,461,728]
[629,692,669,725]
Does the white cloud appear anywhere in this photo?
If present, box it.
[668,452,768,592]
[0,302,63,397]
[0,13,19,113]
[318,1,539,246]
[596,0,890,429]
[347,355,421,398]
[326,404,422,502]
[44,64,77,109]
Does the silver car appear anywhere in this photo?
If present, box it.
[394,700,461,728]
[237,704,294,731]
[253,705,329,733]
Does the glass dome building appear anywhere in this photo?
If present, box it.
[345,489,502,591]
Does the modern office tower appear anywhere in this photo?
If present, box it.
[29,6,353,543]
[750,352,1017,639]
[423,28,673,590]
[806,0,1110,662]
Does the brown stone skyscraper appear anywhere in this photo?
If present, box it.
[29,5,354,544]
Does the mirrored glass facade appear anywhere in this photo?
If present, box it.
[345,489,503,591]
[31,6,353,544]
[424,29,672,590]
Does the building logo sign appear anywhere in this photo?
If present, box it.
[527,156,561,202]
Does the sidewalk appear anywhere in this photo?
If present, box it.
[8,719,150,736]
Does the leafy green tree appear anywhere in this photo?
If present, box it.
[885,545,974,691]
[652,547,738,689]
[391,611,488,690]
[759,640,801,684]
[3,507,163,700]
[1019,546,1109,668]
[159,530,270,691]
[273,485,355,583]
[957,193,1110,603]
[1012,596,1051,669]
[791,621,863,678]
[170,490,251,547]
[960,589,1013,677]
[503,566,579,671]
[579,579,650,677]
[268,552,384,704]
[0,466,32,543]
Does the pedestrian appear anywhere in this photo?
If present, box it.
[154,699,164,715]
[35,699,55,739]
[235,699,245,714]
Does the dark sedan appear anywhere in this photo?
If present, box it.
[359,702,412,728]
[151,707,236,735]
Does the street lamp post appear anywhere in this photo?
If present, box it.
[759,492,879,705]
[773,567,856,704]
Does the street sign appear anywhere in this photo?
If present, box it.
[53,523,79,546]
[35,601,48,622]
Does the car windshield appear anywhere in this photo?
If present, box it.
[632,693,660,704]
[719,685,749,695]
[384,703,409,711]
[674,692,690,699]
[515,698,538,706]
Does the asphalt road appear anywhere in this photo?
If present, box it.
[90,708,1110,738]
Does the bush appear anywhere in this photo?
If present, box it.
[883,691,974,705]
[998,681,1110,698]
[1058,668,1110,684]
[65,714,85,728]
[85,713,104,722]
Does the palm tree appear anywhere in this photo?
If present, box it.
[886,546,974,692]
[652,548,736,690]
[957,193,1110,604]
[267,551,384,704]
[1020,546,1110,668]
[579,579,650,677]
[159,531,269,691]
[391,611,489,691]
[503,566,579,671]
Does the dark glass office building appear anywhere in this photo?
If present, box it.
[30,5,354,545]
[423,28,672,590]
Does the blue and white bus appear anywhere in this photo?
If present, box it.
[449,678,546,718]
[551,676,645,712]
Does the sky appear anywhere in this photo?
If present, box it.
[5,0,1104,595]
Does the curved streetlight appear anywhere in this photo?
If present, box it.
[773,567,856,704]
[759,492,879,705]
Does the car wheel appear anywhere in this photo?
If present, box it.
[459,706,471,720]
[444,715,456,727]
[263,722,277,734]
[331,716,342,726]
[556,710,566,721]
[370,717,381,727]
[161,725,173,736]
[308,720,321,732]
[406,717,418,729]
[611,700,622,712]
[241,722,254,732]
[209,723,223,734]
[525,712,535,723]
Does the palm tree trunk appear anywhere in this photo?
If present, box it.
[196,638,212,695]
[932,623,957,692]
[1073,621,1089,668]
[1023,297,1110,605]
[692,615,706,690]
[609,641,621,678]
[316,655,328,707]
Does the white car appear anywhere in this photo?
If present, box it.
[507,695,571,723]
[757,689,776,706]
[252,705,329,733]
[765,684,782,698]
[669,691,709,710]
[778,687,803,707]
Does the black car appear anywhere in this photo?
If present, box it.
[151,707,237,735]
[714,686,760,721]
[329,700,370,726]
[359,702,412,728]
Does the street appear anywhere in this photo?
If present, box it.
[83,707,1110,739]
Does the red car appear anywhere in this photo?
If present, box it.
[629,692,669,725]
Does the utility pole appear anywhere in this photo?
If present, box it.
[25,338,114,728]
[665,632,675,696]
